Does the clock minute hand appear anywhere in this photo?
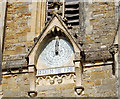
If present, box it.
[55,37,59,55]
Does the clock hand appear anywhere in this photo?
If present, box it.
[55,36,59,55]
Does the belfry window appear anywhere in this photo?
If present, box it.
[46,0,79,26]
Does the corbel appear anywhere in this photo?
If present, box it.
[28,91,37,98]
[74,86,84,95]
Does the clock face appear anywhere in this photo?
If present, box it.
[40,38,74,67]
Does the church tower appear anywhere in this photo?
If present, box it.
[0,0,119,97]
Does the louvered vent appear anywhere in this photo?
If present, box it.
[47,2,56,21]
[65,1,79,26]
[46,1,63,22]
[46,0,79,26]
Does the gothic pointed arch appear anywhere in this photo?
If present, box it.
[27,14,82,68]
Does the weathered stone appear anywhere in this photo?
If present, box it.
[94,79,102,86]
[95,84,116,93]
[90,70,106,80]
[0,1,118,98]
[102,78,115,85]
[82,80,94,88]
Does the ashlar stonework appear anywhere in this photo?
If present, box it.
[0,0,119,98]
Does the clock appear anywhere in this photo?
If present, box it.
[40,36,74,67]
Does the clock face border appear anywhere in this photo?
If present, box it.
[36,36,75,70]
[27,16,82,77]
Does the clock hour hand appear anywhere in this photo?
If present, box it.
[55,36,59,55]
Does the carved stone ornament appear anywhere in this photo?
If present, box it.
[109,44,119,55]
[36,74,76,85]
[48,2,63,15]
[74,86,84,95]
[27,14,82,76]
[28,91,37,97]
[50,78,55,85]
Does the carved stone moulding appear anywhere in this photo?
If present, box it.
[36,73,76,85]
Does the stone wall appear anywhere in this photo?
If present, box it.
[82,65,116,97]
[2,1,46,69]
[2,1,32,69]
[2,73,29,97]
[84,2,116,50]
[36,64,116,97]
[68,2,116,62]
[1,1,118,98]
[36,73,76,97]
[2,2,116,67]
[81,2,115,61]
[2,64,116,97]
